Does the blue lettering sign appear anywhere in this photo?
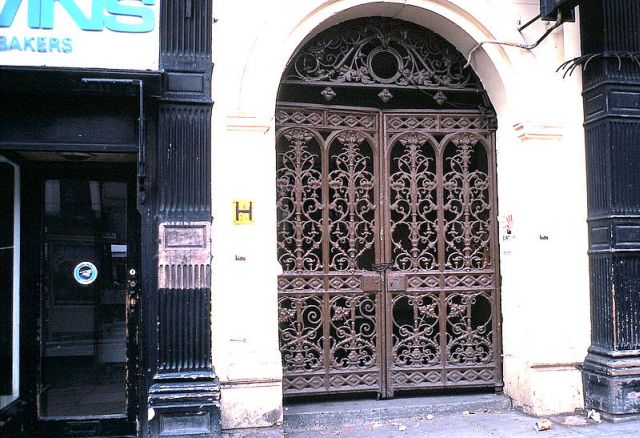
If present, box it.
[36,35,45,51]
[27,0,40,28]
[61,36,70,52]
[0,33,72,52]
[104,0,154,33]
[0,0,156,33]
[40,0,104,31]
[0,0,20,27]
[9,35,20,50]
[22,36,34,50]
[48,36,58,51]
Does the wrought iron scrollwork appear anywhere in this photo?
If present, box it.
[330,295,377,369]
[276,128,323,271]
[279,295,324,372]
[392,293,440,367]
[328,132,376,271]
[276,3,499,394]
[446,292,493,365]
[443,133,491,270]
[284,18,480,91]
[277,107,499,396]
[276,112,382,395]
[389,133,439,271]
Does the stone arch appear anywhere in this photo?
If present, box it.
[236,0,539,122]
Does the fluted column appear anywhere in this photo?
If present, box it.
[580,0,640,420]
[144,1,220,436]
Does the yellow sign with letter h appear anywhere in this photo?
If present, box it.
[233,200,254,225]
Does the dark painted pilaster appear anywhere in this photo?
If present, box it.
[580,0,640,421]
[145,1,219,436]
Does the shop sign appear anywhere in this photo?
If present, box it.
[0,0,159,70]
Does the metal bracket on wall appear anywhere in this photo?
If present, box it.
[81,78,147,208]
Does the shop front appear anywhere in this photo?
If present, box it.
[0,1,219,436]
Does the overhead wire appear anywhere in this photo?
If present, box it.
[464,12,565,69]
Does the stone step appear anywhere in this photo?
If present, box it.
[284,393,512,430]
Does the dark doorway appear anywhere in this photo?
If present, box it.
[19,156,140,436]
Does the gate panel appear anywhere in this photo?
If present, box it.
[385,131,443,391]
[278,274,325,394]
[384,114,500,394]
[441,133,491,271]
[325,272,380,392]
[276,107,382,396]
[276,108,500,397]
[327,131,376,271]
[276,128,323,272]
[387,132,439,271]
[441,132,497,386]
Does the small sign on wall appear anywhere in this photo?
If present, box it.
[233,200,254,225]
[73,261,98,285]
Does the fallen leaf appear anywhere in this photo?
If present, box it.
[534,419,552,431]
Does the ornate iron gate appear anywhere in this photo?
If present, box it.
[276,106,500,397]
[275,16,501,398]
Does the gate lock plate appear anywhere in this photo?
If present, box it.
[362,275,382,292]
[387,274,407,291]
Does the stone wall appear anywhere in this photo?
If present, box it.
[210,0,590,428]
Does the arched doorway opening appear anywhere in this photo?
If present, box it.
[275,17,501,399]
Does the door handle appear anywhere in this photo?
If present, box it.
[126,268,139,308]
[127,268,137,289]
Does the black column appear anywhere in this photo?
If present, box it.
[145,1,220,436]
[581,0,640,421]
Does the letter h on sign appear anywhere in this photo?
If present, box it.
[233,200,254,225]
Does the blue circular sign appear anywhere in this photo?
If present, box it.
[73,262,98,285]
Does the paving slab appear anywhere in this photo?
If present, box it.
[284,393,510,429]
[223,396,640,437]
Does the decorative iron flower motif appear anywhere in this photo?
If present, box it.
[321,87,336,101]
[333,305,351,321]
[339,65,374,84]
[347,350,360,365]
[449,302,467,318]
[433,91,448,106]
[418,303,438,319]
[279,307,297,323]
[378,88,393,103]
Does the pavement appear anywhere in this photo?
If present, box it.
[283,409,640,437]
[223,394,640,437]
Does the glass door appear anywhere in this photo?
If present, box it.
[0,157,19,413]
[38,172,138,435]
